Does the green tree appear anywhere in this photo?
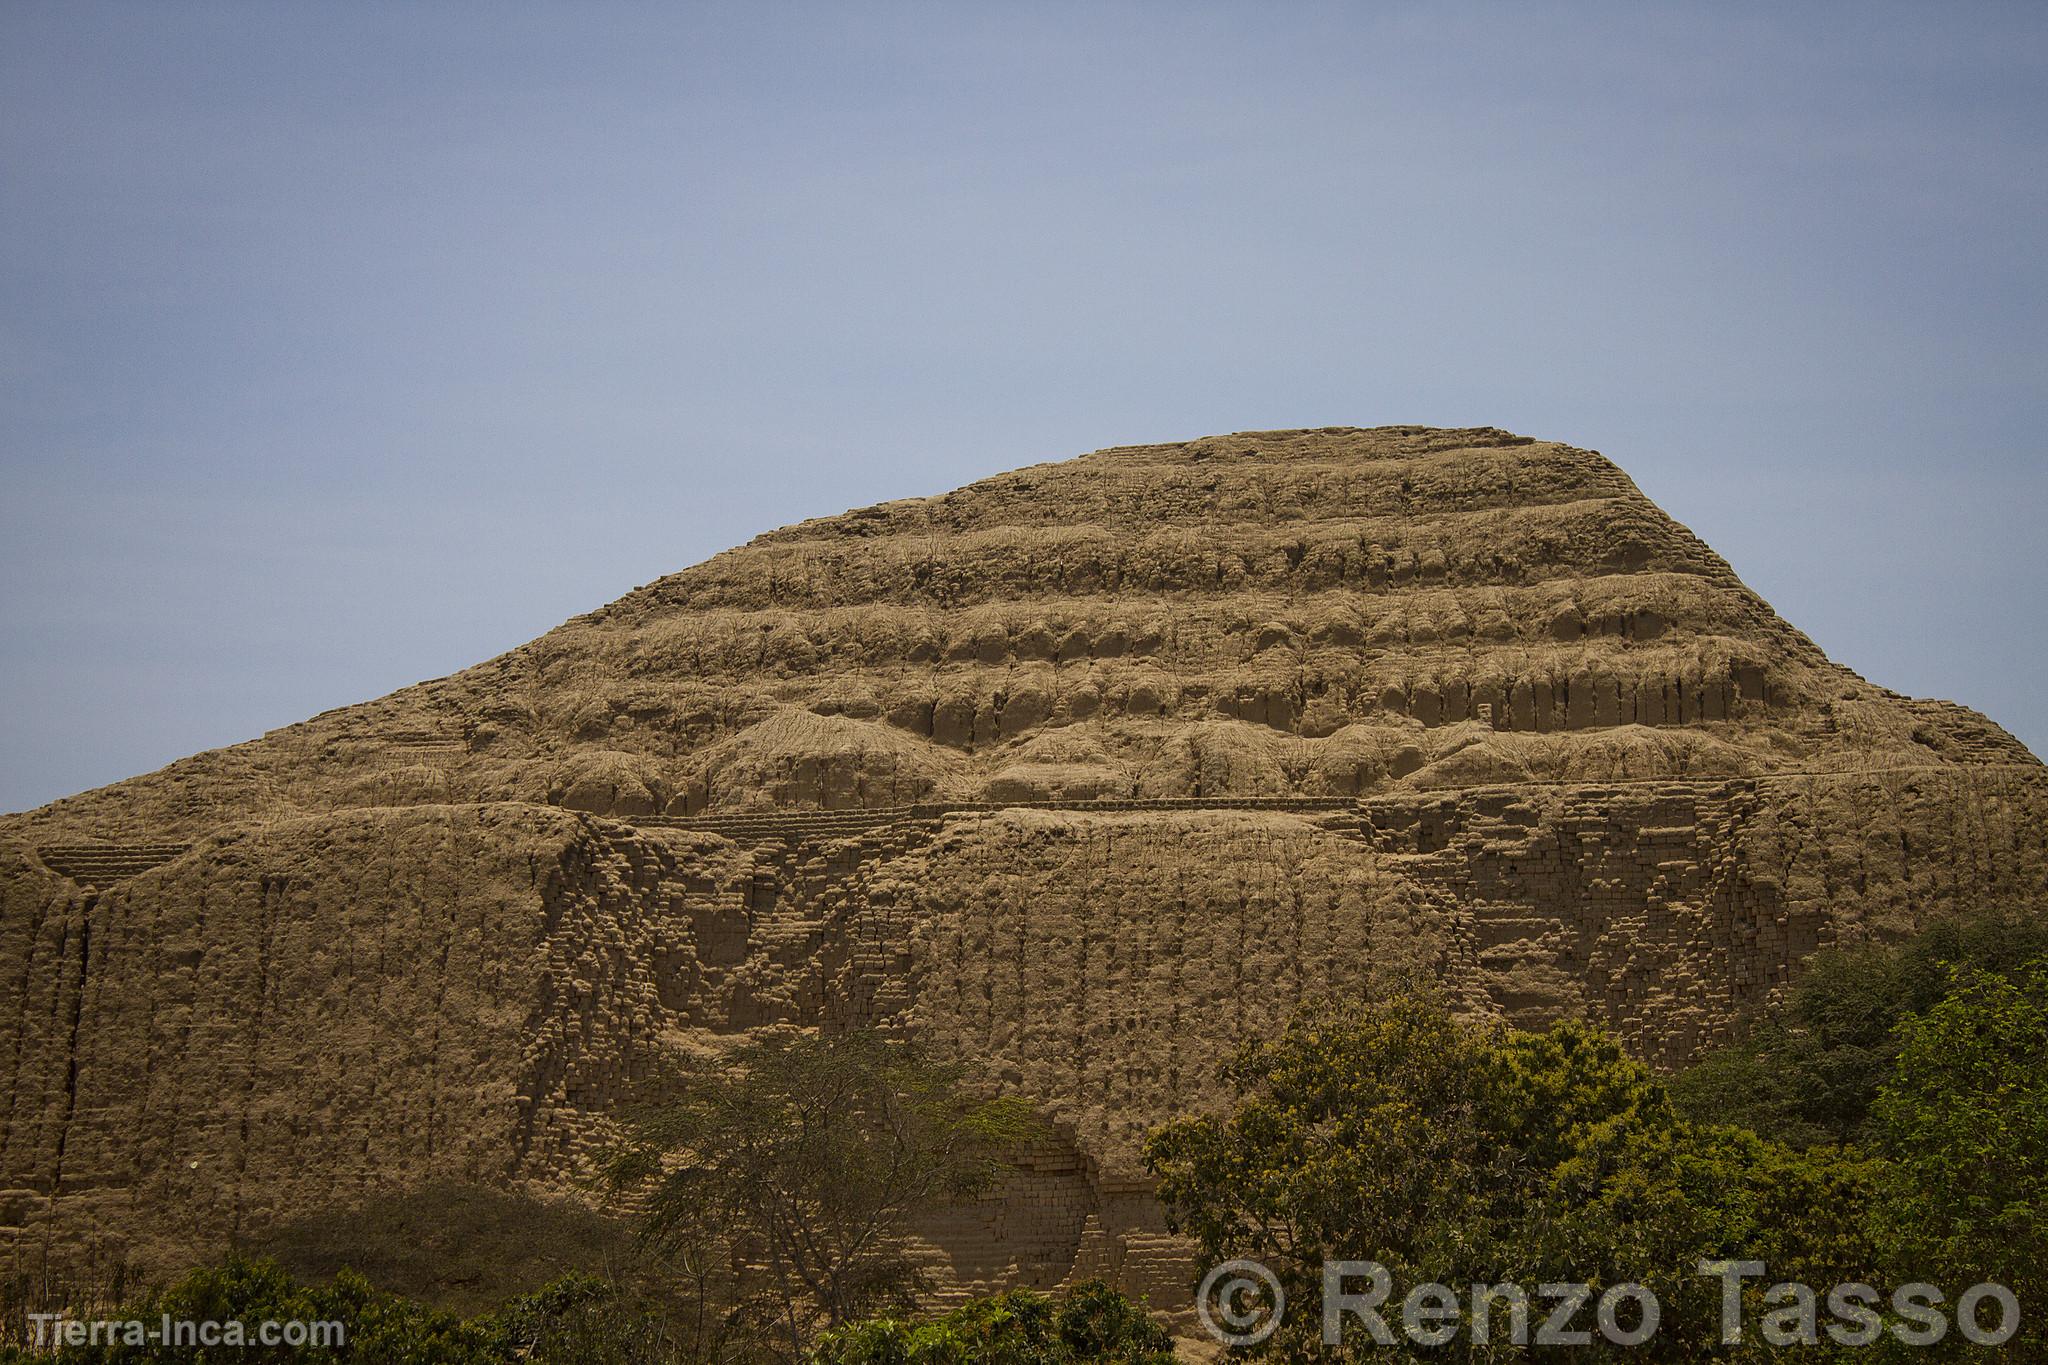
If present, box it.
[1144,997,1518,1300]
[1559,1121,1887,1359]
[1146,999,1886,1361]
[809,1281,1175,1365]
[608,1030,1040,1361]
[483,1273,685,1365]
[1671,905,2048,1146]
[1870,958,2048,1353]
[5,1254,500,1364]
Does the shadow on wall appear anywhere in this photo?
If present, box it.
[244,1181,645,1317]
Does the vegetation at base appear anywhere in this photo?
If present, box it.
[0,1257,1169,1365]
[237,1181,651,1318]
[0,1254,669,1363]
[1871,958,2048,1338]
[810,1282,1175,1365]
[1668,905,2048,1146]
[1146,1000,1868,1360]
[604,1029,1041,1361]
[1146,906,2048,1360]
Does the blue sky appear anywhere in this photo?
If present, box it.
[3,1,2044,811]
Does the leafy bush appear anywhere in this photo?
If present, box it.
[482,1273,688,1365]
[1870,959,2048,1352]
[809,1282,1174,1365]
[1670,905,2048,1145]
[1144,999,1889,1360]
[0,1256,700,1365]
[3,1254,495,1363]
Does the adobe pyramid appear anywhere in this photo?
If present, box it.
[3,426,2041,1297]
